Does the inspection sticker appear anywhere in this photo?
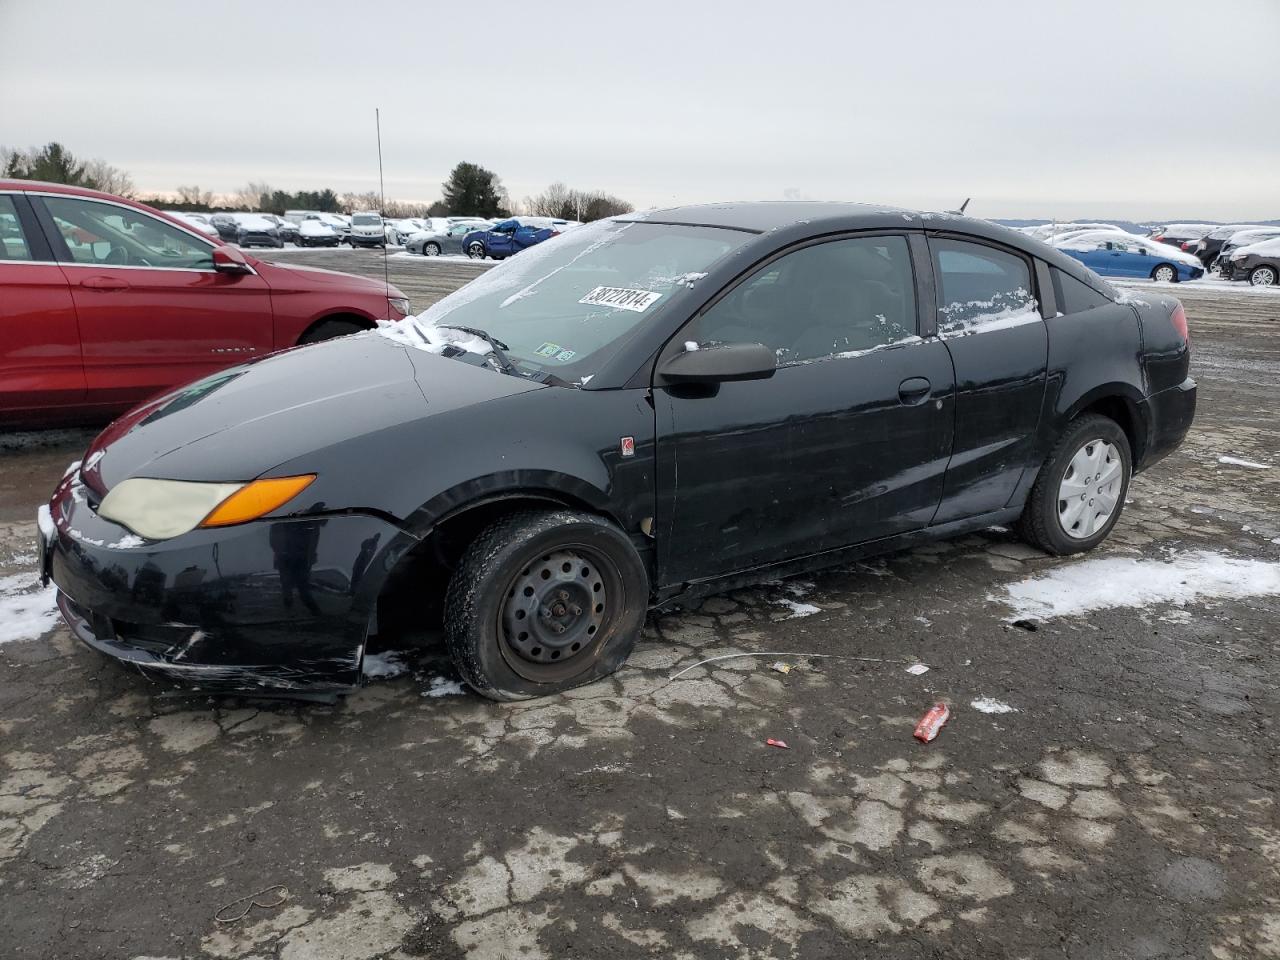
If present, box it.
[578,286,662,313]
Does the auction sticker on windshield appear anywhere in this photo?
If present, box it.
[578,286,663,312]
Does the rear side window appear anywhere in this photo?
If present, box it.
[0,196,34,261]
[932,239,1037,335]
[1051,267,1111,315]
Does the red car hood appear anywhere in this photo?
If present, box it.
[252,257,408,299]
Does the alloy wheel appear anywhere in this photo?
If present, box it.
[1057,439,1123,539]
[1251,266,1276,287]
[1153,265,1176,282]
[425,243,440,257]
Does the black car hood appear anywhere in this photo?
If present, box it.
[83,332,544,491]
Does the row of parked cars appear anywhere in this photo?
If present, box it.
[1021,221,1280,286]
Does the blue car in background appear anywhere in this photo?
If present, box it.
[463,217,573,260]
[1053,230,1204,283]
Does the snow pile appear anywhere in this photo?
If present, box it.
[774,598,821,618]
[971,697,1017,714]
[0,572,59,645]
[377,318,493,357]
[992,551,1280,621]
[1218,455,1271,470]
[362,650,409,679]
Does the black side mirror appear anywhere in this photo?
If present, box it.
[658,342,776,384]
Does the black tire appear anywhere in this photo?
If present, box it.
[298,318,366,345]
[444,509,648,701]
[423,242,440,257]
[1150,263,1178,283]
[1015,414,1131,556]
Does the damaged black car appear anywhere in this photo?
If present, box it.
[40,202,1197,700]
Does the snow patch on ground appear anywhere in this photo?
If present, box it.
[0,572,59,645]
[1218,455,1271,469]
[992,551,1280,621]
[971,697,1016,714]
[423,676,466,698]
[362,650,410,679]
[774,598,821,619]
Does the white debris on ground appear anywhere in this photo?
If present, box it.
[993,550,1280,621]
[1217,455,1272,469]
[423,676,466,698]
[362,650,410,680]
[906,663,930,675]
[0,572,58,645]
[970,697,1017,714]
[773,598,821,619]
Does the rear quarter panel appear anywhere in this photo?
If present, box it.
[1037,301,1147,460]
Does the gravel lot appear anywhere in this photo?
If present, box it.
[2,250,1278,959]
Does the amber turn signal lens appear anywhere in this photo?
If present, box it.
[200,474,316,528]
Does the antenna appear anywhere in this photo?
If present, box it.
[376,107,390,302]
[958,197,970,215]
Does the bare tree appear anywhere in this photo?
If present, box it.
[176,185,215,207]
[230,181,273,211]
[84,159,135,197]
[525,182,633,222]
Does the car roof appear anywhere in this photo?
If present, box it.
[621,200,912,233]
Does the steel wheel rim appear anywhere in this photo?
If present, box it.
[1254,267,1275,286]
[1154,265,1175,282]
[498,545,616,682]
[1057,438,1122,540]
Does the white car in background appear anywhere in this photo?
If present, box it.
[163,211,220,238]
[297,219,341,247]
[347,211,386,248]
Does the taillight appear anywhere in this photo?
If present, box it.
[1170,303,1189,343]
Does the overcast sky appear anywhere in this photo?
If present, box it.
[3,0,1278,220]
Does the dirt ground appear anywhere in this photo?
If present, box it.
[2,253,1278,959]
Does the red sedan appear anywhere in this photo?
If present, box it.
[0,180,411,427]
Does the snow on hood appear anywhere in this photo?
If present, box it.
[377,317,493,357]
[300,220,337,235]
[234,215,276,230]
[1233,236,1280,258]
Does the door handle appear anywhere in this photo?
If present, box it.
[898,377,931,405]
[80,276,130,291]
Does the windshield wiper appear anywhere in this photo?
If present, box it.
[437,324,521,378]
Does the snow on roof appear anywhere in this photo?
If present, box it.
[1055,230,1201,267]
[234,215,276,230]
[1235,236,1280,257]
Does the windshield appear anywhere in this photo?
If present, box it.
[352,214,381,226]
[380,219,750,379]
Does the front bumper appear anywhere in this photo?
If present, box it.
[45,470,414,692]
[348,234,385,246]
[1137,376,1196,472]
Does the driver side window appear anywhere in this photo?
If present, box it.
[42,196,214,270]
[684,235,918,365]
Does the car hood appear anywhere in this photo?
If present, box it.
[81,333,544,492]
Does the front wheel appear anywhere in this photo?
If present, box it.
[423,242,440,257]
[1250,265,1277,287]
[1016,414,1131,556]
[466,242,485,259]
[298,318,366,344]
[1151,264,1177,283]
[444,510,649,701]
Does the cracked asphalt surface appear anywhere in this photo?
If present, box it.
[2,252,1278,959]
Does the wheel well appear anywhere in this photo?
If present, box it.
[371,494,615,641]
[297,312,374,345]
[1079,396,1143,462]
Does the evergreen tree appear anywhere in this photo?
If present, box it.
[441,162,505,217]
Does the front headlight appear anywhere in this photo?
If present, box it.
[98,475,316,540]
[1230,251,1248,262]
[388,297,411,316]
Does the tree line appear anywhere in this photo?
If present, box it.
[2,143,634,222]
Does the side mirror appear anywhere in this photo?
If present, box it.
[658,342,776,384]
[212,246,252,274]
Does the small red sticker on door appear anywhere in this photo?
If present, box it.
[620,436,635,457]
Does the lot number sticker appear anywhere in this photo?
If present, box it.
[579,286,662,313]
